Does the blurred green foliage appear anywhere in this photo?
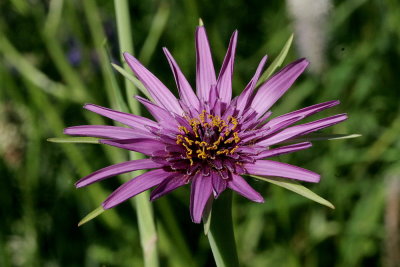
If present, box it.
[0,0,399,266]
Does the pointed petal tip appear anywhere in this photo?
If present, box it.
[123,51,133,59]
[75,181,85,188]
[256,197,265,203]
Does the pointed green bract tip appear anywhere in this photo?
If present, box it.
[47,137,101,144]
[78,206,105,226]
[250,175,335,209]
[199,18,204,26]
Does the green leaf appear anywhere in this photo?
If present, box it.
[111,63,154,101]
[78,206,105,226]
[256,34,294,87]
[47,137,101,144]
[289,133,362,143]
[250,175,335,209]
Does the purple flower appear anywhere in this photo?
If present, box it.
[65,26,347,223]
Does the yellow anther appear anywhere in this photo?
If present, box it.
[216,149,230,155]
[182,143,192,154]
[178,126,189,134]
[189,158,194,165]
[230,146,239,154]
[199,110,207,123]
[233,132,240,143]
[196,148,207,159]
[230,117,238,130]
[184,137,194,145]
[224,138,233,144]
[176,135,184,144]
[213,136,224,146]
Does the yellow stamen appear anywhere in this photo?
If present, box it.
[230,146,239,154]
[178,126,189,134]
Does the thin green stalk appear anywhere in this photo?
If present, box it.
[83,0,120,110]
[114,0,139,114]
[138,2,170,65]
[207,191,239,267]
[114,1,159,266]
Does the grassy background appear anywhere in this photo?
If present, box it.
[1,0,399,266]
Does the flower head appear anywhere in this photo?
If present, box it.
[65,26,347,223]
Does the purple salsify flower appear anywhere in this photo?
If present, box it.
[65,26,347,223]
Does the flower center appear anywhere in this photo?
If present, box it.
[176,110,241,165]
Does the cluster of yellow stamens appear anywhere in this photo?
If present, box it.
[176,110,241,165]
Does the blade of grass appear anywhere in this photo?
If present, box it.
[138,2,170,65]
[0,35,68,100]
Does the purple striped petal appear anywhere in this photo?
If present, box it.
[123,52,183,115]
[76,159,163,188]
[244,160,320,183]
[190,173,213,223]
[228,174,264,202]
[102,169,170,209]
[100,138,165,155]
[251,59,309,118]
[261,115,305,135]
[195,26,217,101]
[136,96,177,125]
[255,142,312,159]
[211,171,227,198]
[216,30,238,103]
[64,125,149,139]
[236,55,268,112]
[84,104,158,131]
[163,48,200,111]
[258,114,348,146]
[150,173,186,201]
[265,100,340,129]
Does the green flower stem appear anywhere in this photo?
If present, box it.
[114,1,159,266]
[208,191,239,267]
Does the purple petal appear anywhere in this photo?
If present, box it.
[195,26,217,101]
[102,169,170,209]
[228,174,264,202]
[150,173,186,201]
[190,173,213,223]
[258,114,348,146]
[265,100,340,129]
[261,115,305,135]
[251,59,309,118]
[84,104,158,131]
[208,84,219,111]
[211,171,227,198]
[100,138,165,155]
[76,159,163,188]
[244,160,320,183]
[163,48,200,111]
[123,52,183,115]
[136,96,177,125]
[64,125,149,139]
[255,142,312,159]
[236,55,268,112]
[216,30,238,103]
